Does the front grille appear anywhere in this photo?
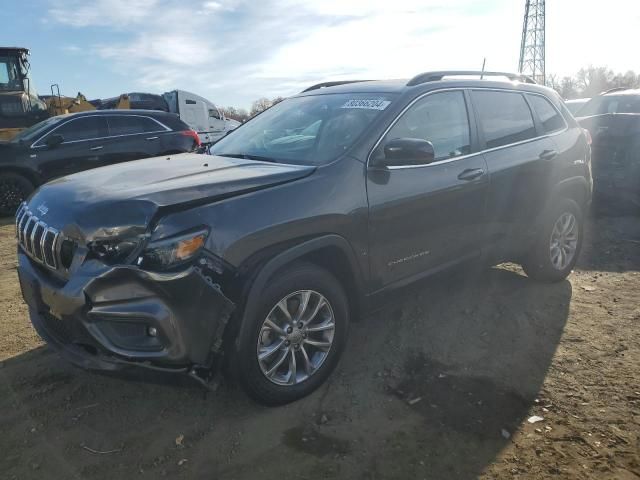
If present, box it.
[15,203,61,270]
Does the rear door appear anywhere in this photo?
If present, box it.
[104,115,171,164]
[471,89,557,256]
[33,116,110,180]
[367,90,489,290]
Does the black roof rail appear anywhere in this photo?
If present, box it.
[301,80,374,93]
[406,70,537,87]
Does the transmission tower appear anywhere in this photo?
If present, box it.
[518,0,545,85]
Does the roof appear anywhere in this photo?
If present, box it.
[298,78,552,97]
[603,88,640,96]
[62,109,177,118]
[297,71,551,97]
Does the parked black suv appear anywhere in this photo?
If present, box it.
[16,71,592,405]
[575,88,640,211]
[0,109,200,215]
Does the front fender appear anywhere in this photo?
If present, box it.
[233,234,364,347]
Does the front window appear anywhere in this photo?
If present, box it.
[372,91,471,163]
[210,93,397,165]
[0,55,23,91]
[45,117,109,143]
[10,116,65,144]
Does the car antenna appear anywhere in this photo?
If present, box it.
[480,58,486,79]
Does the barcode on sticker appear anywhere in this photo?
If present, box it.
[341,99,391,110]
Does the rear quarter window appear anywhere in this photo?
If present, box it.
[472,91,536,149]
[528,94,566,134]
[107,116,165,136]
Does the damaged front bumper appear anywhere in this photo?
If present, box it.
[18,251,235,379]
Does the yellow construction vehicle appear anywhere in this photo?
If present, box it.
[0,47,130,141]
[0,47,48,141]
[43,85,130,117]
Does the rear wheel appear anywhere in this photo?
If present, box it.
[522,198,583,282]
[234,262,349,405]
[0,173,34,217]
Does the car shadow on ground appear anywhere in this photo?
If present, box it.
[0,265,571,480]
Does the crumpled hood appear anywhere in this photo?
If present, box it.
[26,153,315,241]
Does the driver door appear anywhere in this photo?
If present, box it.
[34,116,110,181]
[366,90,489,290]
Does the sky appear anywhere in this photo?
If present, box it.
[2,0,640,109]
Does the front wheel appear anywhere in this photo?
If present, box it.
[522,198,584,282]
[234,262,349,405]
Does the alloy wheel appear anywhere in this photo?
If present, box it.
[549,211,578,270]
[257,290,335,386]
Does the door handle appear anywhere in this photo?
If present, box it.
[89,145,104,151]
[539,149,558,160]
[145,136,159,141]
[457,168,485,181]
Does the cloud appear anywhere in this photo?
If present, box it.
[49,0,159,27]
[45,0,640,108]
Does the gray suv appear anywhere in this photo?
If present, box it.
[16,71,592,405]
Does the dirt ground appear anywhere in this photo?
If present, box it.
[0,212,638,480]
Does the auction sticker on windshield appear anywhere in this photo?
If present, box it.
[341,99,391,110]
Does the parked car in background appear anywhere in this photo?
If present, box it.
[16,71,592,405]
[0,109,200,215]
[564,98,590,116]
[94,90,240,146]
[576,88,640,211]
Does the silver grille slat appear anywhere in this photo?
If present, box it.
[15,202,62,270]
[25,217,36,252]
[29,218,40,258]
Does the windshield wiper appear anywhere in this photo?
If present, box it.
[216,153,279,163]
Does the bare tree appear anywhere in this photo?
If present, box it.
[547,67,638,99]
[250,98,274,117]
[221,106,249,122]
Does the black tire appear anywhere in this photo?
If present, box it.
[234,262,349,406]
[522,198,583,282]
[0,173,34,217]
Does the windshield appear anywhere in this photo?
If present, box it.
[0,55,23,92]
[10,115,63,143]
[577,95,640,117]
[210,93,397,165]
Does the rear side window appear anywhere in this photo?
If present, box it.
[528,95,566,134]
[49,116,109,143]
[617,96,640,113]
[377,91,471,162]
[472,91,536,149]
[107,116,165,136]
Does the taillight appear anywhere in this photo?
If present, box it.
[181,130,201,147]
[582,128,592,146]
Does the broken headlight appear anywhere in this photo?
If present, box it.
[88,238,142,264]
[137,229,209,271]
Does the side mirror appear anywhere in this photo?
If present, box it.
[380,138,435,166]
[45,134,64,149]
